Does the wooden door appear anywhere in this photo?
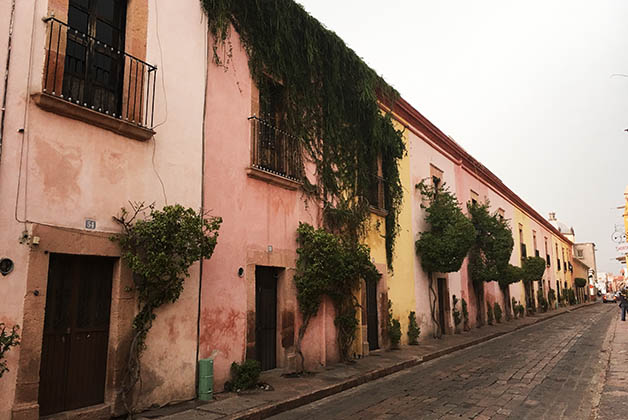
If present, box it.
[366,278,379,350]
[39,254,114,416]
[255,267,277,371]
[437,278,447,335]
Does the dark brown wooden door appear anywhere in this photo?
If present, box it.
[366,278,379,350]
[255,267,277,371]
[39,254,114,416]
[437,278,447,335]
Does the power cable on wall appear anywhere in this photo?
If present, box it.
[0,0,16,161]
[150,0,169,206]
[14,0,39,225]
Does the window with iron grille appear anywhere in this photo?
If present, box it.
[64,0,127,115]
[557,258,561,270]
[546,254,551,267]
[42,0,158,130]
[249,77,300,180]
[520,243,527,259]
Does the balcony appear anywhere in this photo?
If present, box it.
[247,116,302,189]
[35,17,157,140]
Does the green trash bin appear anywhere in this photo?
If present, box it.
[198,358,213,401]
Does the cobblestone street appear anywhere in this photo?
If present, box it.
[270,303,616,420]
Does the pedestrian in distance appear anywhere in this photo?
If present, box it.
[618,289,628,322]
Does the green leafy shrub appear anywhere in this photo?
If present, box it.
[493,302,502,323]
[416,180,475,337]
[0,323,20,378]
[388,300,402,349]
[517,304,525,318]
[461,298,470,331]
[536,289,548,312]
[568,288,577,305]
[452,295,462,332]
[548,288,556,307]
[487,303,494,325]
[512,297,518,318]
[467,202,514,326]
[408,311,420,345]
[294,223,380,367]
[112,203,221,402]
[521,257,546,311]
[575,277,587,288]
[226,360,261,392]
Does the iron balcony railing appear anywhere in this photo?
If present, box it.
[42,17,157,129]
[249,116,301,181]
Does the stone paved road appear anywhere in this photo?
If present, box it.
[270,303,616,420]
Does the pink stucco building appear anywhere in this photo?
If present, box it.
[0,1,210,418]
[0,2,584,419]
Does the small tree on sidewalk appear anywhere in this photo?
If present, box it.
[467,202,514,327]
[521,257,546,313]
[416,179,475,338]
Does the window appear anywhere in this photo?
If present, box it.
[430,164,443,187]
[521,243,527,259]
[64,0,127,115]
[497,208,505,220]
[368,156,386,211]
[249,77,301,180]
[41,0,158,134]
[470,190,479,205]
[576,249,584,258]
[532,231,537,252]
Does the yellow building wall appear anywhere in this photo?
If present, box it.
[387,126,416,345]
[512,207,531,304]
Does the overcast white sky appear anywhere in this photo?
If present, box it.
[297,0,628,274]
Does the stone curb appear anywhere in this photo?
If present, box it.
[229,301,597,420]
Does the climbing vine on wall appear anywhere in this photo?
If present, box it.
[294,223,380,370]
[200,0,405,269]
[112,203,221,410]
[0,323,20,378]
[415,179,475,337]
[467,202,514,325]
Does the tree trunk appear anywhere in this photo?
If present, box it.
[428,272,442,338]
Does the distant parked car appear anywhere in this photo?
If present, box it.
[603,292,616,303]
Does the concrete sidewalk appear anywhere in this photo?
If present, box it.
[138,301,597,420]
[595,303,628,419]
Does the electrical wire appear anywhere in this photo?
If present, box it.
[14,0,39,225]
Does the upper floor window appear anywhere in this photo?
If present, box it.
[497,208,505,220]
[430,164,443,187]
[470,190,479,205]
[249,77,301,181]
[64,0,127,115]
[368,156,386,211]
[41,0,158,134]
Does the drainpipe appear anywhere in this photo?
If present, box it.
[0,0,17,163]
[195,16,209,391]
